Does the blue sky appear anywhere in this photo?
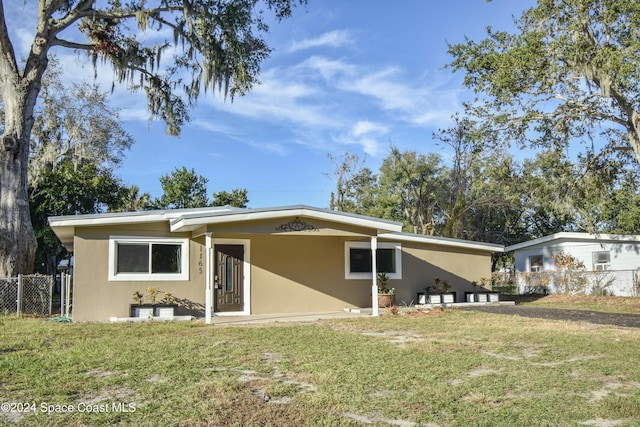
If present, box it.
[10,0,536,208]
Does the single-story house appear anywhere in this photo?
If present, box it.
[48,205,503,322]
[505,232,640,296]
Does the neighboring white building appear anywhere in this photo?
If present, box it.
[505,233,640,296]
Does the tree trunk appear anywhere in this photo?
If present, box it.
[0,83,38,276]
[0,0,50,276]
[0,140,37,275]
[0,141,37,276]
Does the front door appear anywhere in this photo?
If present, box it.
[214,244,244,312]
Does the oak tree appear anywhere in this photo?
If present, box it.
[0,0,304,275]
[154,166,210,209]
[448,0,640,166]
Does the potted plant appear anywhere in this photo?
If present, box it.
[441,279,455,304]
[377,273,395,308]
[155,291,178,317]
[129,287,178,318]
[131,290,154,318]
[466,281,479,302]
[428,277,455,304]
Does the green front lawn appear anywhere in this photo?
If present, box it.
[1,310,639,426]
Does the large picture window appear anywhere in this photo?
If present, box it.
[109,236,189,281]
[345,242,402,280]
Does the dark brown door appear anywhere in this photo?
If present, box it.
[215,245,244,312]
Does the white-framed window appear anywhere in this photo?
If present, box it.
[529,255,543,272]
[593,251,611,271]
[108,236,190,281]
[344,241,402,280]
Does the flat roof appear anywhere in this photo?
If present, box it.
[381,232,504,253]
[504,232,640,252]
[48,205,504,253]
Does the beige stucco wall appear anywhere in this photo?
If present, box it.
[73,224,205,322]
[216,233,372,314]
[391,241,493,304]
[71,221,494,321]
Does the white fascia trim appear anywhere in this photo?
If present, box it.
[171,207,403,233]
[48,207,236,228]
[50,213,168,228]
[379,233,504,253]
[504,232,640,252]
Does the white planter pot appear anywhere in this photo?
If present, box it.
[466,293,476,303]
[476,293,488,303]
[156,306,176,318]
[417,293,427,305]
[488,293,499,302]
[428,294,442,304]
[134,307,154,318]
[442,293,455,304]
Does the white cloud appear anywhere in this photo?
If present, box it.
[343,67,461,128]
[297,56,356,81]
[202,68,338,130]
[332,120,389,156]
[191,119,237,136]
[351,120,388,137]
[287,30,353,52]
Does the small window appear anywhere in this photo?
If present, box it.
[345,242,402,280]
[529,255,543,272]
[116,243,149,273]
[109,236,189,281]
[593,251,610,271]
[151,244,182,273]
[349,248,372,273]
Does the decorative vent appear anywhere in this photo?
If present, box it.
[275,217,317,232]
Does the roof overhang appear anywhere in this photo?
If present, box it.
[48,205,404,251]
[169,205,403,234]
[504,232,640,252]
[48,206,240,251]
[380,232,504,253]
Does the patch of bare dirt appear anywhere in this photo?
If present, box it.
[462,305,640,328]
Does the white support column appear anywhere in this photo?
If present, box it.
[65,274,71,318]
[371,236,379,316]
[205,233,213,324]
[60,273,66,317]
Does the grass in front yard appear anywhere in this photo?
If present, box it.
[1,311,640,426]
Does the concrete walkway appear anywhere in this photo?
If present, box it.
[210,309,372,326]
[208,301,516,326]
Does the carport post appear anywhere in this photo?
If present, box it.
[205,233,213,324]
[371,236,378,316]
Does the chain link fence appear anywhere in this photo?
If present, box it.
[0,275,53,316]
